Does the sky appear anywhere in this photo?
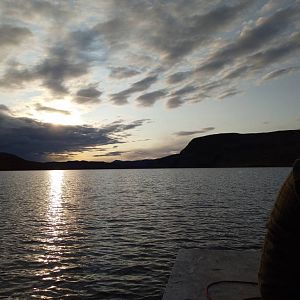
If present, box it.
[0,0,299,162]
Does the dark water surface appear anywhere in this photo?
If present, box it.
[0,168,290,299]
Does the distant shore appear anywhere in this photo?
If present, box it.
[1,129,300,171]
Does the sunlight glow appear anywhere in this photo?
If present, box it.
[39,111,81,125]
[32,100,82,125]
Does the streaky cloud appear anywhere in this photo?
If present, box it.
[172,85,198,96]
[218,88,241,99]
[175,127,215,136]
[147,0,254,61]
[198,5,299,73]
[110,75,158,105]
[109,67,140,79]
[94,151,127,157]
[35,103,71,115]
[262,67,299,81]
[136,90,167,107]
[249,32,300,68]
[167,71,192,84]
[222,65,252,80]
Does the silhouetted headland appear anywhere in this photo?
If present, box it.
[1,129,300,170]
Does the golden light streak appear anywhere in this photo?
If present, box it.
[49,170,64,216]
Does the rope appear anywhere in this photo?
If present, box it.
[205,280,262,300]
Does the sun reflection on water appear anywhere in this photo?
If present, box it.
[49,170,64,218]
[32,171,68,282]
[47,170,66,250]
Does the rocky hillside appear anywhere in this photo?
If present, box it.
[176,130,300,167]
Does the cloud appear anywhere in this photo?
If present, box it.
[64,0,252,72]
[0,24,32,47]
[172,85,198,96]
[262,67,299,81]
[0,46,89,94]
[166,96,184,109]
[110,75,158,105]
[126,75,158,93]
[222,65,252,80]
[167,71,193,84]
[174,127,215,136]
[217,88,241,99]
[198,6,299,73]
[184,81,225,99]
[35,103,70,115]
[144,1,253,61]
[35,47,89,95]
[0,0,299,117]
[76,87,101,98]
[213,33,300,90]
[261,0,281,13]
[74,87,102,104]
[109,90,129,105]
[92,15,133,52]
[200,81,224,92]
[249,32,300,68]
[94,151,127,157]
[0,1,71,24]
[0,111,148,160]
[109,67,140,79]
[0,67,34,89]
[0,104,10,112]
[136,89,167,107]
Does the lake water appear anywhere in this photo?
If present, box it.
[0,168,290,299]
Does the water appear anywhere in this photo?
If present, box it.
[0,168,290,299]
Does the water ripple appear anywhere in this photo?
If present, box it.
[0,168,290,299]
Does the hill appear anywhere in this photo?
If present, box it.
[177,130,300,167]
[0,153,43,170]
[1,129,299,170]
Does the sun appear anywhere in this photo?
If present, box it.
[40,111,81,125]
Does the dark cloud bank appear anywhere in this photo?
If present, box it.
[0,110,148,160]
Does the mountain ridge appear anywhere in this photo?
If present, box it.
[1,129,300,170]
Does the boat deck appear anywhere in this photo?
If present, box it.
[162,249,261,300]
